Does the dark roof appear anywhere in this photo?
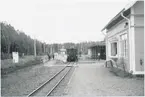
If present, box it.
[88,42,105,48]
[101,1,137,32]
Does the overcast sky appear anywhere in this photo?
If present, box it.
[0,0,132,44]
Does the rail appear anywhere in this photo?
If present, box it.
[27,62,75,96]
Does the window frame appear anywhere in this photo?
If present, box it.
[110,42,118,57]
[120,33,128,58]
[108,41,118,58]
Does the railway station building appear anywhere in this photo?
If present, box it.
[102,1,144,75]
[88,41,106,60]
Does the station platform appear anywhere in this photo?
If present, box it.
[63,62,144,96]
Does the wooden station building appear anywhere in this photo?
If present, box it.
[102,1,144,75]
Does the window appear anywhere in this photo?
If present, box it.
[120,34,128,57]
[111,42,117,56]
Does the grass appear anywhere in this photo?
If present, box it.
[1,55,43,75]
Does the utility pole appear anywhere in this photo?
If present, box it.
[50,45,52,55]
[43,43,45,54]
[34,39,36,57]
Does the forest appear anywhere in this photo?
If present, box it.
[1,22,104,60]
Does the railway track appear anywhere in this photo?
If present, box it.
[27,62,75,96]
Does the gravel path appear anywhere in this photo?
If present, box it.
[1,60,65,96]
[63,62,144,96]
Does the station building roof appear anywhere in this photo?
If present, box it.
[88,41,105,49]
[101,1,137,32]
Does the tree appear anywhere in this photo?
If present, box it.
[1,22,47,59]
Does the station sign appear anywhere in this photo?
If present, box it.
[12,52,19,63]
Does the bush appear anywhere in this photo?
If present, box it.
[116,57,127,72]
[110,57,129,77]
[1,52,12,60]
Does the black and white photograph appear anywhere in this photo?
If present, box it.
[0,0,144,96]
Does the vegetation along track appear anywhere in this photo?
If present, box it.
[27,62,76,96]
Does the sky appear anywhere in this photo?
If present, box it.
[0,0,132,44]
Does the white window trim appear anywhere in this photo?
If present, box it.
[109,41,118,58]
[120,33,128,58]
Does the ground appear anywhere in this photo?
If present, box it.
[1,60,64,96]
[1,60,144,96]
[63,61,144,96]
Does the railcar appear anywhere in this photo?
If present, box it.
[66,48,78,62]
